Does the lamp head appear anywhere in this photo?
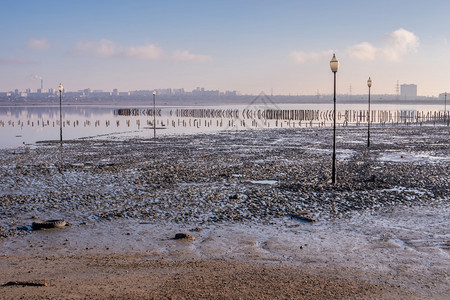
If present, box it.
[153,90,156,96]
[367,77,372,88]
[58,83,63,92]
[330,54,339,73]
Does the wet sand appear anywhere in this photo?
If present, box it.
[0,255,416,299]
[0,126,449,299]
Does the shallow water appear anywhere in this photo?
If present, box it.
[1,103,447,148]
[1,205,448,297]
[0,125,448,298]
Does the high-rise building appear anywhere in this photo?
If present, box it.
[400,84,417,100]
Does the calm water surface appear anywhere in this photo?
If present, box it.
[0,103,447,149]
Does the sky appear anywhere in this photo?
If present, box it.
[1,0,449,96]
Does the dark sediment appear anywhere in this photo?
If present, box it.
[0,126,448,237]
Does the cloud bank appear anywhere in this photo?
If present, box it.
[70,39,211,62]
[125,45,163,60]
[71,39,117,58]
[291,28,419,64]
[290,50,333,64]
[26,38,50,50]
[172,50,212,62]
[347,28,419,62]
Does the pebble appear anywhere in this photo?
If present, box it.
[174,233,195,240]
[0,127,448,238]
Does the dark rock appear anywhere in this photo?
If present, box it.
[174,233,195,240]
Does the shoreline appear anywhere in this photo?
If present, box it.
[1,205,448,299]
[1,126,449,298]
[0,97,447,106]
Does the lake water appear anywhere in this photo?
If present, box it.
[0,102,448,149]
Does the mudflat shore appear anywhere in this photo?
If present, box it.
[0,126,449,299]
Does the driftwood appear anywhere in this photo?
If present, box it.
[2,281,48,287]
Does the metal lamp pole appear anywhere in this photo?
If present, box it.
[367,77,372,147]
[153,90,156,138]
[330,54,339,184]
[445,92,447,124]
[58,83,63,143]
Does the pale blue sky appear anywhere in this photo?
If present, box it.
[1,0,449,96]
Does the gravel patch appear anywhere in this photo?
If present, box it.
[0,126,449,237]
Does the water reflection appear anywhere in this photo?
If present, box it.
[0,104,448,149]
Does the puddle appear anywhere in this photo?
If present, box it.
[378,152,450,163]
[0,204,448,297]
[250,180,278,185]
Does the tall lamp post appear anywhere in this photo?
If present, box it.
[445,92,447,123]
[330,54,339,184]
[367,77,372,147]
[58,83,63,143]
[153,90,156,138]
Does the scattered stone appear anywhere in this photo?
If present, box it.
[0,127,448,238]
[174,233,195,240]
[190,227,203,232]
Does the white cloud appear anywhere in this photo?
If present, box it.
[172,50,211,62]
[346,42,377,60]
[291,50,333,64]
[125,45,163,60]
[346,28,419,62]
[26,38,50,50]
[71,39,117,58]
[70,39,210,63]
[381,28,419,61]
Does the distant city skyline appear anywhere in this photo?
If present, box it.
[0,84,421,96]
[4,84,446,101]
[1,1,449,97]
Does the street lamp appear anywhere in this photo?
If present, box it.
[445,92,447,123]
[367,77,372,147]
[330,54,339,184]
[153,90,156,138]
[58,83,63,143]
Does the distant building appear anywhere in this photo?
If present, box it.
[400,84,417,100]
[224,90,238,96]
[91,90,112,97]
[192,87,219,97]
[173,88,185,95]
[156,88,172,95]
[438,93,448,100]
